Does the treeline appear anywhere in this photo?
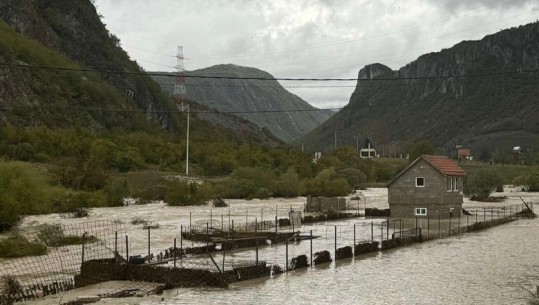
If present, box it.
[0,126,411,231]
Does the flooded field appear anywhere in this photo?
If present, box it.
[4,187,539,304]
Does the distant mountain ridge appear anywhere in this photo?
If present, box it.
[152,64,333,142]
[299,22,539,156]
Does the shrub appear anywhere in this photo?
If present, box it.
[212,198,228,208]
[142,222,160,229]
[131,217,148,225]
[35,224,96,247]
[0,234,47,258]
[464,168,504,200]
[337,168,367,189]
[513,171,539,192]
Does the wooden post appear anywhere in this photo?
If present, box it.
[206,222,209,247]
[334,225,337,260]
[210,208,213,227]
[246,209,248,231]
[125,235,129,264]
[147,227,151,256]
[353,224,356,257]
[114,231,118,255]
[285,239,289,271]
[180,225,183,251]
[190,211,192,232]
[386,220,389,240]
[221,214,224,231]
[255,218,259,276]
[173,238,177,268]
[371,221,374,243]
[81,234,85,265]
[310,230,313,268]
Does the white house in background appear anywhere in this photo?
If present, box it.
[359,137,378,158]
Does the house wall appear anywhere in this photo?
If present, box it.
[388,159,463,218]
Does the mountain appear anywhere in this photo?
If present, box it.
[151,64,333,142]
[299,22,539,157]
[0,0,282,147]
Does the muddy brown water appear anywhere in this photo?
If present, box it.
[8,187,539,304]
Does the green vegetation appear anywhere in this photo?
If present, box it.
[464,168,504,200]
[513,170,539,192]
[36,224,97,247]
[407,140,437,162]
[0,234,47,258]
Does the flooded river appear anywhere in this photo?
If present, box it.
[7,187,539,304]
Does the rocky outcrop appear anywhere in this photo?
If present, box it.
[300,22,539,155]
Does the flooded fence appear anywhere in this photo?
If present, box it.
[0,202,534,303]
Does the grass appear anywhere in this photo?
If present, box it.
[0,234,47,258]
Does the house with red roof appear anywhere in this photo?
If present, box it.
[387,155,467,219]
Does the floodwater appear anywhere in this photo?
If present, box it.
[6,187,539,304]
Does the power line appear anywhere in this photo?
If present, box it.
[1,62,538,81]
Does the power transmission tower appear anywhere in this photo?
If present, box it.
[174,45,189,176]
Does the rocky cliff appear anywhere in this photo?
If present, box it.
[152,64,333,142]
[0,0,177,130]
[300,22,539,156]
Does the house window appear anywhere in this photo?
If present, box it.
[416,177,425,187]
[453,177,458,191]
[447,177,452,191]
[415,208,427,216]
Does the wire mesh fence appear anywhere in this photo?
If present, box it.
[0,202,533,303]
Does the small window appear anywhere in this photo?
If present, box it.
[447,177,452,191]
[453,177,458,191]
[416,177,425,187]
[415,208,427,216]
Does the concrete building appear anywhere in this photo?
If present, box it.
[387,155,466,218]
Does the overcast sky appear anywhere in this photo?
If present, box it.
[94,0,538,109]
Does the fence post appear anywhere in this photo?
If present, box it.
[415,217,418,229]
[476,210,478,223]
[286,239,289,271]
[449,215,452,233]
[255,218,258,276]
[371,221,374,243]
[180,225,183,251]
[114,231,118,255]
[125,235,129,264]
[334,225,337,260]
[147,227,151,256]
[190,211,192,232]
[232,220,235,239]
[173,238,177,268]
[211,208,213,227]
[206,222,209,247]
[221,214,224,231]
[228,210,231,230]
[466,215,469,227]
[400,219,402,237]
[310,230,313,268]
[222,235,226,272]
[484,208,486,222]
[246,209,248,231]
[81,233,86,265]
[353,224,356,257]
[386,220,389,241]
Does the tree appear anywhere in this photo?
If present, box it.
[408,140,437,162]
[464,168,504,200]
[513,171,539,192]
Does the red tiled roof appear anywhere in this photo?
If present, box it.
[422,155,467,176]
[386,154,466,187]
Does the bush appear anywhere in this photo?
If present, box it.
[35,224,96,247]
[464,168,504,200]
[0,234,47,258]
[305,168,352,197]
[212,198,228,208]
[131,217,148,225]
[336,168,367,189]
[513,171,539,192]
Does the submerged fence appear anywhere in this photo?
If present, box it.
[0,202,533,303]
